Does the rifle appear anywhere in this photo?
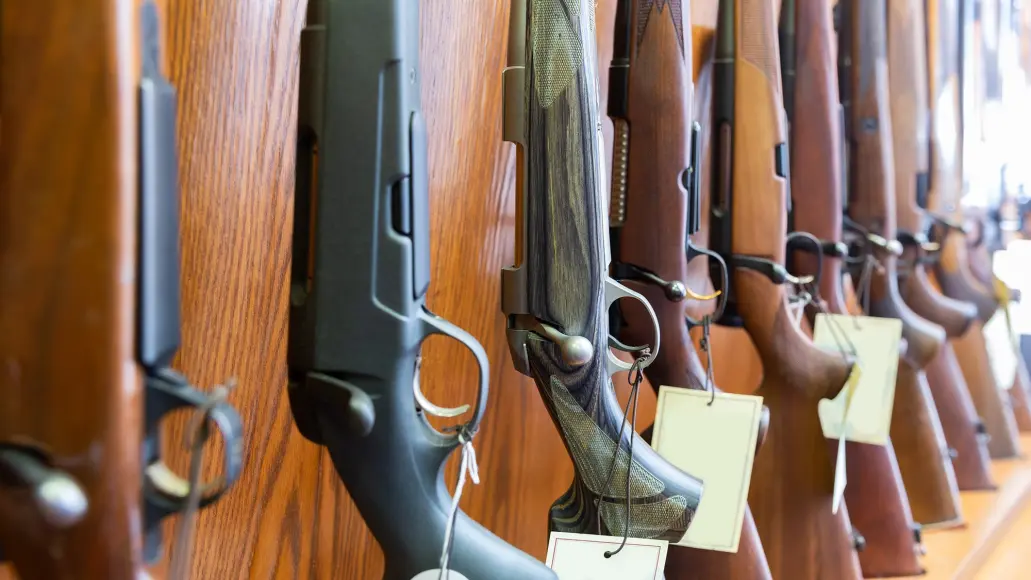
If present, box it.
[927,0,1022,460]
[887,0,996,492]
[837,0,964,529]
[287,1,555,577]
[926,0,999,325]
[781,0,924,574]
[607,2,773,576]
[500,0,703,541]
[0,1,244,578]
[708,0,861,577]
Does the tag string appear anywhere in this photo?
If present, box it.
[438,428,480,579]
[700,316,716,406]
[168,380,235,580]
[595,353,647,558]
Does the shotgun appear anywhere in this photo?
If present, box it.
[887,0,996,491]
[927,0,1022,459]
[501,0,703,541]
[0,1,244,578]
[708,0,861,577]
[838,0,965,529]
[287,1,556,577]
[781,0,924,574]
[607,2,773,576]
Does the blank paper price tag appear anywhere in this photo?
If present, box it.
[545,533,668,580]
[651,388,764,553]
[984,308,1019,391]
[814,314,902,445]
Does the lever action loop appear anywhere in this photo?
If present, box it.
[728,254,815,286]
[787,236,849,258]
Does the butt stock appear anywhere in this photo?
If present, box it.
[783,0,923,574]
[608,1,773,574]
[502,0,703,542]
[1,1,244,577]
[709,1,861,578]
[888,0,994,493]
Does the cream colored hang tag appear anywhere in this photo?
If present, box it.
[651,388,764,553]
[831,363,861,513]
[815,314,902,445]
[410,572,469,580]
[984,307,1019,391]
[545,533,668,580]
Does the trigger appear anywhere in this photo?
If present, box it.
[413,358,470,418]
[608,334,650,356]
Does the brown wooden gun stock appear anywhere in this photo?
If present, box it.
[784,0,923,574]
[887,0,996,491]
[608,2,773,573]
[927,0,1021,460]
[839,0,963,529]
[709,0,861,578]
[0,0,144,577]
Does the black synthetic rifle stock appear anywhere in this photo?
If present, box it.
[501,0,703,540]
[288,1,555,578]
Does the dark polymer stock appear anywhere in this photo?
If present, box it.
[502,0,702,541]
[608,1,772,576]
[287,2,554,578]
[709,0,861,578]
[888,0,996,491]
[783,0,923,574]
[1,2,244,577]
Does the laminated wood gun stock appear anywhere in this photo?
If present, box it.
[608,2,773,575]
[708,0,861,578]
[780,0,924,574]
[287,1,554,577]
[0,1,244,578]
[838,0,963,529]
[927,0,1022,460]
[887,0,995,491]
[501,0,703,541]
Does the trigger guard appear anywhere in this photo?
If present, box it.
[143,396,243,512]
[416,307,489,437]
[412,357,471,418]
[603,277,660,376]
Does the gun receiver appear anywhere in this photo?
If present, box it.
[927,0,1022,460]
[708,1,861,578]
[839,0,964,529]
[782,0,924,574]
[1,1,244,577]
[888,0,995,491]
[501,0,702,541]
[607,2,772,575]
[287,2,554,577]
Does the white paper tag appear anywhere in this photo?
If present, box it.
[814,314,902,445]
[984,308,1019,391]
[410,572,470,580]
[832,433,847,514]
[650,388,763,552]
[545,532,668,579]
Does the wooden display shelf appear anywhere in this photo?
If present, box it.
[904,434,1031,579]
